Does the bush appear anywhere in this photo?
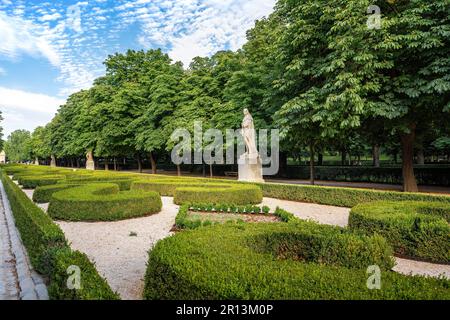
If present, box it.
[33,184,82,203]
[349,201,450,263]
[18,175,66,189]
[258,183,450,207]
[132,180,263,205]
[47,248,120,300]
[0,170,118,299]
[285,165,450,186]
[48,183,162,221]
[0,171,67,272]
[144,223,449,300]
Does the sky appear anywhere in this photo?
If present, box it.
[0,0,276,138]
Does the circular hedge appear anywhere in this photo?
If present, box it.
[48,183,162,221]
[144,222,450,300]
[132,180,263,205]
[349,201,450,263]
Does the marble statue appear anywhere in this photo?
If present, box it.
[238,109,264,183]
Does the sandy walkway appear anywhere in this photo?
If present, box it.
[262,197,350,227]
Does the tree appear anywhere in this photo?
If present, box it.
[4,130,32,162]
[0,111,4,151]
[30,126,52,163]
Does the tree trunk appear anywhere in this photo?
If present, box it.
[209,164,213,178]
[149,152,157,174]
[372,144,381,168]
[309,143,315,185]
[318,153,323,166]
[105,159,109,171]
[341,150,347,166]
[279,152,288,177]
[76,158,80,168]
[202,163,206,178]
[177,164,181,177]
[113,157,117,171]
[136,155,142,173]
[400,124,419,192]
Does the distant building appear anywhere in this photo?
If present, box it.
[0,150,6,164]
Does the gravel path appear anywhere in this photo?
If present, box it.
[262,197,350,227]
[56,197,179,300]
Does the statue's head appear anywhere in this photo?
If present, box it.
[243,108,249,116]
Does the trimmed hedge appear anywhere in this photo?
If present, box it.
[144,223,449,300]
[48,183,162,221]
[258,182,450,207]
[132,180,262,205]
[33,184,82,203]
[0,170,118,299]
[349,201,450,263]
[1,171,67,272]
[59,178,135,191]
[47,248,119,300]
[18,174,66,189]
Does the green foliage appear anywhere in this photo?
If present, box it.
[176,203,277,229]
[4,130,32,162]
[0,170,117,299]
[259,182,450,208]
[132,180,263,205]
[18,175,66,189]
[0,170,67,272]
[349,201,450,263]
[144,223,449,300]
[46,248,120,300]
[48,183,162,221]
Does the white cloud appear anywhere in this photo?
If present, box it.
[0,11,61,66]
[39,12,62,22]
[0,67,6,76]
[125,0,276,66]
[0,87,64,136]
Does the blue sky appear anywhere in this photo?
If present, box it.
[0,0,275,137]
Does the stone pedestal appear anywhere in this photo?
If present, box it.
[50,155,56,168]
[238,153,265,183]
[86,151,95,170]
[34,158,40,166]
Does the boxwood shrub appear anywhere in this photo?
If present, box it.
[0,170,118,299]
[18,174,66,189]
[33,184,82,203]
[144,223,449,300]
[349,201,450,263]
[132,180,263,205]
[258,182,450,207]
[46,247,120,300]
[48,183,162,221]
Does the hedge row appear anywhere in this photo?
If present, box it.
[48,183,162,221]
[18,174,66,189]
[349,201,450,263]
[258,182,450,207]
[286,165,450,186]
[0,170,119,299]
[132,180,263,205]
[144,223,449,300]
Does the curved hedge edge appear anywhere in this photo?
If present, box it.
[48,183,162,222]
[144,223,449,300]
[0,170,119,300]
[349,201,450,264]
